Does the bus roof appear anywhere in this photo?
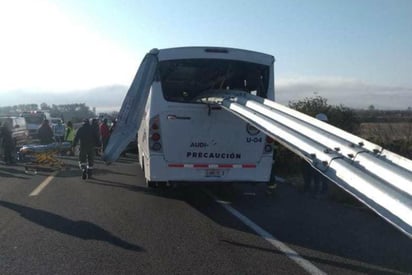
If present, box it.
[155,46,275,66]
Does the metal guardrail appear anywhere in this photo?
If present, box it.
[103,51,159,163]
[199,90,412,239]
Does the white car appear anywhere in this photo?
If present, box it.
[50,118,63,127]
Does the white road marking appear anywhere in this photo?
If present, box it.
[206,191,327,275]
[215,199,232,204]
[29,171,58,196]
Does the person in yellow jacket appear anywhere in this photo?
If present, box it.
[65,121,76,156]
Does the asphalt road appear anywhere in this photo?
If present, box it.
[0,154,411,274]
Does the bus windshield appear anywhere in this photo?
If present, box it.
[159,59,269,103]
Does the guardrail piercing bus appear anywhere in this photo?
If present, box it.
[103,46,412,238]
[137,47,276,187]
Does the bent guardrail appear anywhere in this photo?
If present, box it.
[199,90,412,239]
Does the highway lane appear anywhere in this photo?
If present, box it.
[0,154,411,274]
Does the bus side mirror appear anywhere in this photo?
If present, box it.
[14,124,20,128]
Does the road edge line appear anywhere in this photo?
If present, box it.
[205,190,326,275]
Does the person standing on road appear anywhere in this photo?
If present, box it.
[72,119,101,180]
[302,159,313,193]
[38,119,54,145]
[99,118,110,152]
[302,113,330,197]
[0,121,15,165]
[65,121,76,156]
[53,120,65,143]
[267,142,278,195]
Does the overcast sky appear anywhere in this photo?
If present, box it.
[1,0,411,111]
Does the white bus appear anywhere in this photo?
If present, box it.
[136,47,276,187]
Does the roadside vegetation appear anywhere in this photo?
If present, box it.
[275,96,412,204]
[276,96,412,176]
[275,96,362,176]
[357,106,412,160]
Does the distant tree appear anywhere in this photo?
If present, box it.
[274,96,362,175]
[289,96,359,133]
[15,104,38,112]
[0,106,16,115]
[54,103,95,123]
[1,102,95,123]
[40,102,50,110]
[288,96,330,117]
[329,104,360,133]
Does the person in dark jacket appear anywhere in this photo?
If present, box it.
[38,119,54,145]
[72,119,101,179]
[0,121,15,164]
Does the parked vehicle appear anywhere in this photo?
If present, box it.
[50,117,63,128]
[0,116,30,148]
[20,111,51,139]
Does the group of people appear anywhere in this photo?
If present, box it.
[37,119,76,155]
[37,119,70,145]
[0,117,114,176]
[302,160,329,198]
[267,113,330,198]
[36,118,112,151]
[30,117,114,179]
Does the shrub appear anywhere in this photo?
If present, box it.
[275,96,360,176]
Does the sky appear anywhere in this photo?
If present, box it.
[0,0,411,111]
